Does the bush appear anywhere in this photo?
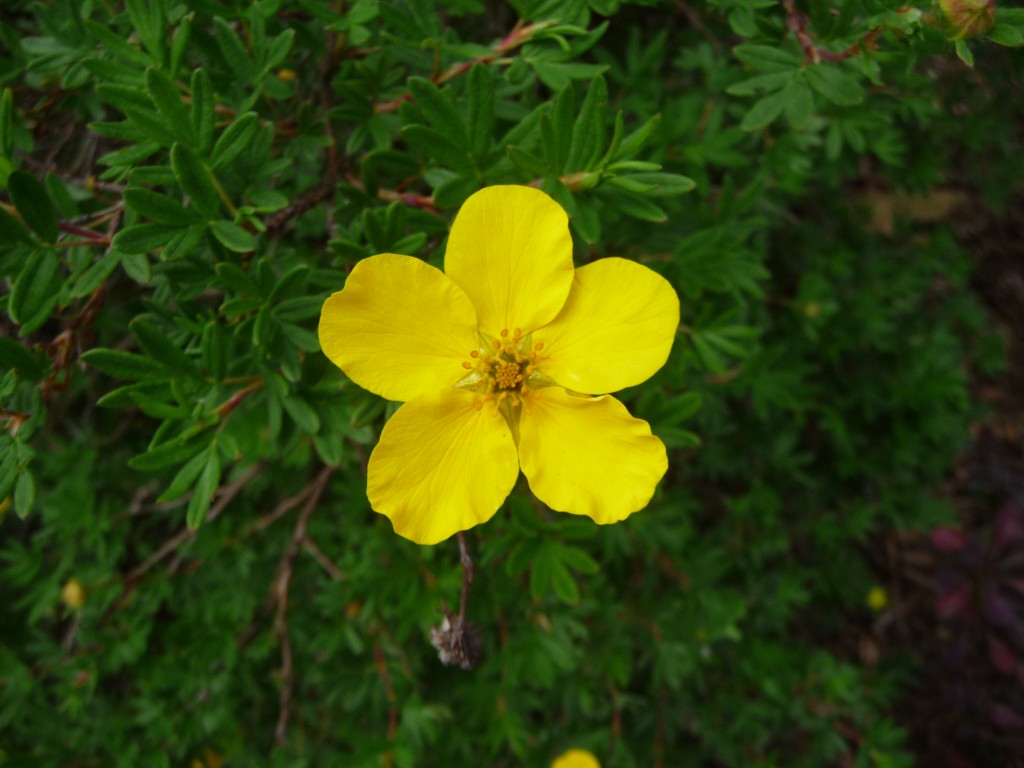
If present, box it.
[1,0,1021,765]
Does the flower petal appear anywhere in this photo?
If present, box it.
[444,185,574,338]
[551,750,602,768]
[534,257,679,394]
[519,388,667,524]
[367,389,520,544]
[318,253,478,402]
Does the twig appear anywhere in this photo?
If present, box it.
[457,531,474,623]
[302,535,345,581]
[273,466,334,747]
[373,20,545,114]
[124,462,263,584]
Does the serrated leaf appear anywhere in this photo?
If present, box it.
[170,143,221,220]
[8,171,58,242]
[210,112,259,170]
[211,220,257,252]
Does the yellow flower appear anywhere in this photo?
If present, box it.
[551,749,601,768]
[61,578,86,610]
[319,185,679,544]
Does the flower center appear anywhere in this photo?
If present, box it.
[458,327,547,412]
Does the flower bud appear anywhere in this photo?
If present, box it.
[61,578,86,610]
[938,0,995,39]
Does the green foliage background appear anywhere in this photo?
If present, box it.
[1,0,1021,765]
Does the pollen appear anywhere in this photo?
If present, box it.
[460,327,548,412]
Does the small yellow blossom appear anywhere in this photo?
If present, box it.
[867,585,888,611]
[319,185,679,544]
[552,749,601,768]
[61,578,86,610]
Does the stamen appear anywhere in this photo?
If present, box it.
[535,342,544,351]
[462,362,472,369]
[500,328,509,338]
[470,350,479,358]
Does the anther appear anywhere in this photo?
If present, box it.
[513,327,521,338]
[500,329,509,338]
[492,340,501,350]
[462,362,472,369]
[470,350,479,358]
[535,342,544,351]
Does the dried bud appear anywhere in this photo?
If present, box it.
[429,613,481,670]
[938,0,996,39]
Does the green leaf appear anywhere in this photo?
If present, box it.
[130,318,202,379]
[8,171,58,242]
[465,63,494,164]
[186,448,221,529]
[0,205,30,244]
[805,65,864,106]
[567,75,607,172]
[213,16,257,81]
[740,89,787,131]
[408,77,466,143]
[210,112,259,170]
[216,262,260,295]
[0,87,13,157]
[608,190,667,222]
[130,437,205,471]
[124,188,202,226]
[71,249,121,298]
[210,220,257,252]
[954,38,975,67]
[0,337,45,379]
[191,69,216,156]
[157,448,209,503]
[506,145,550,177]
[13,469,34,518]
[282,394,321,434]
[113,223,180,255]
[9,250,61,331]
[146,66,192,144]
[783,80,814,130]
[201,322,228,381]
[170,143,221,220]
[988,23,1024,46]
[125,0,165,63]
[733,44,802,72]
[81,348,167,381]
[401,125,472,171]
